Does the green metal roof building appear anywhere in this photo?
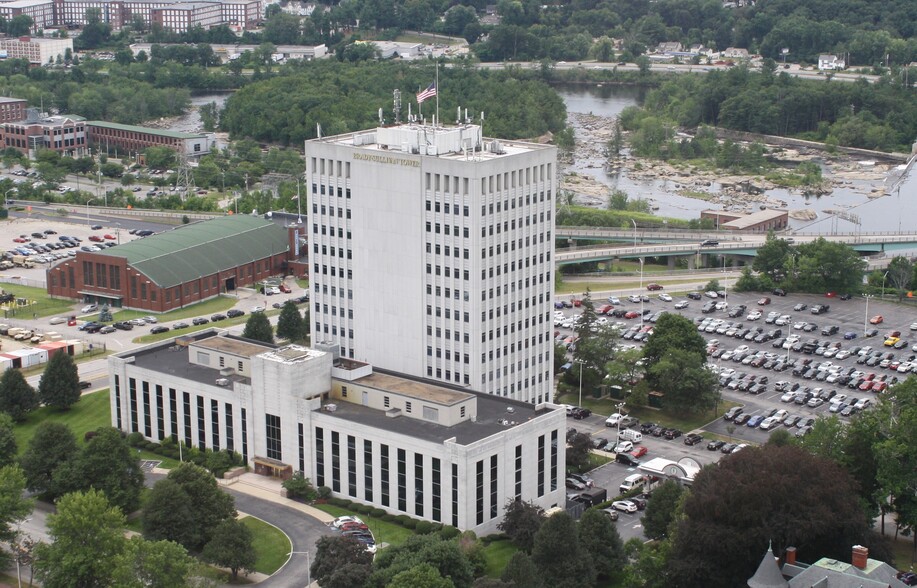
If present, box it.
[47,216,293,312]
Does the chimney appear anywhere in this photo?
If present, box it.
[785,547,796,565]
[851,545,868,570]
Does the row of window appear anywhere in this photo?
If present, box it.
[115,375,248,460]
[311,158,351,178]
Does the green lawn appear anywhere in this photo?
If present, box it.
[13,388,111,456]
[132,308,280,344]
[111,296,237,323]
[241,515,292,575]
[482,539,518,578]
[312,504,416,547]
[0,283,75,319]
[890,535,917,570]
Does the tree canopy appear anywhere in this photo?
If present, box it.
[37,351,81,410]
[311,535,375,588]
[242,311,274,344]
[18,422,78,498]
[0,367,38,422]
[669,444,890,587]
[531,512,595,588]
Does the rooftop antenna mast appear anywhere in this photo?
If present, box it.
[393,89,402,124]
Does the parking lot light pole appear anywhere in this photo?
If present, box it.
[575,359,586,408]
[863,294,872,336]
[639,258,645,318]
[85,198,95,226]
[616,401,626,442]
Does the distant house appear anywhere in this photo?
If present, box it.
[656,42,683,54]
[748,544,908,588]
[689,44,711,56]
[722,47,750,60]
[818,54,845,70]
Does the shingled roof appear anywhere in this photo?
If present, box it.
[98,216,288,288]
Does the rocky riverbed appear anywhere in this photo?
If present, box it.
[560,111,898,221]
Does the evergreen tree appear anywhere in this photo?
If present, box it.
[501,551,542,588]
[0,367,38,422]
[276,300,305,342]
[641,480,685,540]
[242,312,274,344]
[37,351,81,410]
[578,507,625,580]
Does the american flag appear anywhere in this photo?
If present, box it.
[416,82,437,104]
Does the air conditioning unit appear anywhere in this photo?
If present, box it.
[215,378,230,387]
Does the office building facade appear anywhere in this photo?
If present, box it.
[108,331,566,534]
[304,123,556,404]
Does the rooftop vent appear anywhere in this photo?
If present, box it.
[324,403,337,412]
[215,378,230,387]
[506,406,515,413]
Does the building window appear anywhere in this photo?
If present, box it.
[550,429,558,492]
[183,392,192,447]
[113,375,122,430]
[225,404,234,452]
[211,399,220,450]
[196,396,206,450]
[315,427,325,487]
[298,423,304,475]
[380,444,390,507]
[432,458,441,522]
[490,455,498,519]
[537,434,545,497]
[415,453,424,517]
[128,378,138,433]
[331,431,340,493]
[364,440,373,502]
[397,448,407,512]
[240,408,248,462]
[347,435,357,497]
[476,460,484,525]
[452,463,459,527]
[265,413,281,460]
[515,445,523,499]
[155,385,164,440]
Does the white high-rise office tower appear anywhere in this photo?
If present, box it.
[305,122,556,403]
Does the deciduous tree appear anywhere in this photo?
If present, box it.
[311,535,374,588]
[501,551,541,588]
[0,465,34,570]
[142,462,236,552]
[0,367,38,421]
[18,422,78,498]
[37,350,81,410]
[647,348,720,413]
[111,537,195,588]
[202,518,256,581]
[578,507,625,580]
[531,512,595,588]
[34,489,126,588]
[368,534,474,588]
[388,563,454,588]
[642,313,706,381]
[0,414,16,468]
[276,300,306,342]
[641,480,684,540]
[669,445,889,587]
[497,499,545,552]
[53,427,144,514]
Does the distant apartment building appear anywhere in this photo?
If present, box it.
[0,113,87,157]
[87,121,212,158]
[1,0,261,32]
[0,36,72,65]
[129,41,328,62]
[0,97,27,124]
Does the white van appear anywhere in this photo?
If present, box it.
[619,474,646,494]
[617,429,643,443]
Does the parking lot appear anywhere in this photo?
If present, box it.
[557,287,916,540]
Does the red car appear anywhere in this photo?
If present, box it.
[571,299,582,307]
[279,284,291,293]
[630,446,648,458]
[103,234,116,240]
[624,311,641,319]
[597,304,613,315]
[757,297,771,305]
[12,237,28,243]
[646,283,663,291]
[88,235,104,242]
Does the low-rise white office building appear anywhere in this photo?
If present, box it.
[108,330,566,534]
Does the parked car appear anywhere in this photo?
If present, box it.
[611,500,638,513]
[684,433,704,445]
[150,326,170,334]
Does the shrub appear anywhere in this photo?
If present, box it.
[371,509,387,518]
[440,526,461,540]
[126,432,145,447]
[415,521,433,534]
[400,518,417,530]
[382,514,397,523]
[318,486,332,499]
[282,474,319,502]
[83,431,98,442]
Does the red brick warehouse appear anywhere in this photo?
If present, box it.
[46,216,300,312]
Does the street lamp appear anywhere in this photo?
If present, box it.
[4,187,15,208]
[880,271,889,299]
[615,401,626,443]
[97,170,105,207]
[85,198,95,225]
[863,294,872,336]
[575,359,586,408]
[631,219,637,248]
[295,179,303,224]
[638,258,645,319]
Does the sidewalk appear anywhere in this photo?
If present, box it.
[209,470,336,524]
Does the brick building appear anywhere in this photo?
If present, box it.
[0,113,87,157]
[47,216,298,312]
[87,121,212,158]
[0,98,27,124]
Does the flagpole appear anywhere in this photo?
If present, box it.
[418,86,422,120]
[435,62,439,128]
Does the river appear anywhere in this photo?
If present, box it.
[555,84,917,235]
